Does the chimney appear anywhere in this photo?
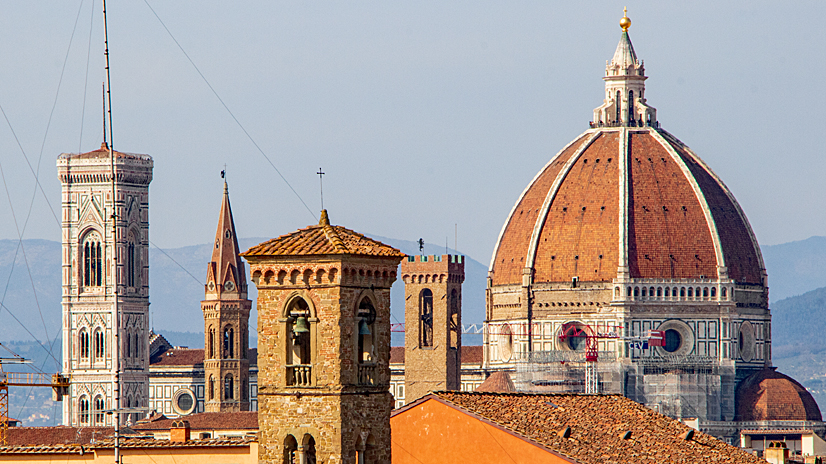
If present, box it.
[764,441,789,464]
[170,420,191,442]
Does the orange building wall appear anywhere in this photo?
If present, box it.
[391,399,573,464]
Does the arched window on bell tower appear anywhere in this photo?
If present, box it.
[208,327,215,359]
[449,289,460,349]
[286,297,312,386]
[419,289,433,348]
[82,232,102,287]
[615,90,622,123]
[126,230,139,288]
[223,326,234,359]
[224,374,234,400]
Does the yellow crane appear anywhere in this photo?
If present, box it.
[0,358,69,445]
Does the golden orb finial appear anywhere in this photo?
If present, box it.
[620,7,631,32]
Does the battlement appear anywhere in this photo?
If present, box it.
[401,254,465,276]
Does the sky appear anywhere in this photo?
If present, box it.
[0,1,823,266]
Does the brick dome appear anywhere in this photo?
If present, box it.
[736,368,822,421]
[489,127,765,287]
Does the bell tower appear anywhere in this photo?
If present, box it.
[401,254,464,404]
[58,143,153,426]
[243,210,404,464]
[202,180,252,412]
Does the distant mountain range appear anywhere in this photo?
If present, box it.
[2,235,826,424]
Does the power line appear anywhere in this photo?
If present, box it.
[149,240,203,286]
[142,0,317,221]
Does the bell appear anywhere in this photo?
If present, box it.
[358,319,371,336]
[293,316,310,334]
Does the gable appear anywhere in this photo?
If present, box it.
[391,398,573,464]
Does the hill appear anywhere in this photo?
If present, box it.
[762,236,826,302]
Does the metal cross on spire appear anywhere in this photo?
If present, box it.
[317,168,325,210]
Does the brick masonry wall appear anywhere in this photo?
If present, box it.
[249,254,402,464]
[401,255,464,403]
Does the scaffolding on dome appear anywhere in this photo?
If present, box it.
[512,350,623,395]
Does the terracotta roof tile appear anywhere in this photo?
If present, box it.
[242,211,404,259]
[5,426,115,446]
[475,372,516,392]
[736,368,822,421]
[149,348,257,366]
[430,392,765,464]
[133,411,258,431]
[0,437,254,454]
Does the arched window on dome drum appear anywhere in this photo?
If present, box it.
[687,287,693,297]
[641,287,646,298]
[628,90,634,123]
[633,287,639,297]
[664,287,670,297]
[419,289,434,348]
[83,234,102,287]
[649,287,655,297]
[711,287,717,298]
[615,90,622,122]
[674,287,679,297]
[722,287,727,299]
[627,286,632,297]
[696,287,701,298]
[703,288,709,298]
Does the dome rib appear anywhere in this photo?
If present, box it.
[660,131,766,284]
[649,129,726,276]
[525,131,601,270]
[488,131,591,281]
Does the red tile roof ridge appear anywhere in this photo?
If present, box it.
[242,222,404,258]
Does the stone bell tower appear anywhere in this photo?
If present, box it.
[401,254,464,404]
[243,210,404,464]
[202,180,252,412]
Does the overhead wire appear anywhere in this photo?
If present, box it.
[141,0,317,221]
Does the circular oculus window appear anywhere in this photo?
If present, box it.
[172,388,196,416]
[739,321,756,362]
[654,320,694,357]
[224,281,235,292]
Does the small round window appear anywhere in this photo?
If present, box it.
[567,333,587,351]
[664,329,682,353]
[173,388,196,416]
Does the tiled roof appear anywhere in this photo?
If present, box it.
[58,142,151,161]
[423,392,765,464]
[736,368,822,421]
[242,210,404,258]
[5,426,115,446]
[390,345,483,365]
[149,348,257,366]
[475,371,516,392]
[133,411,258,431]
[0,437,254,454]
[490,128,765,286]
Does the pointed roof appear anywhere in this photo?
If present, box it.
[207,182,247,293]
[611,30,638,68]
[242,210,405,258]
[475,371,516,393]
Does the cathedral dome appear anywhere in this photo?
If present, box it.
[488,18,764,289]
[736,369,822,421]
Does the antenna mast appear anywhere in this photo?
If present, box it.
[101,0,121,462]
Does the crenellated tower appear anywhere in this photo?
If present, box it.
[58,143,153,426]
[401,254,464,404]
[202,180,252,412]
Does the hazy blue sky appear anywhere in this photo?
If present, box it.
[0,1,823,265]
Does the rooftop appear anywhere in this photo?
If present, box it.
[242,209,404,258]
[398,392,765,464]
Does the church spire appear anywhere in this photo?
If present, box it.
[592,9,657,128]
[205,180,247,299]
